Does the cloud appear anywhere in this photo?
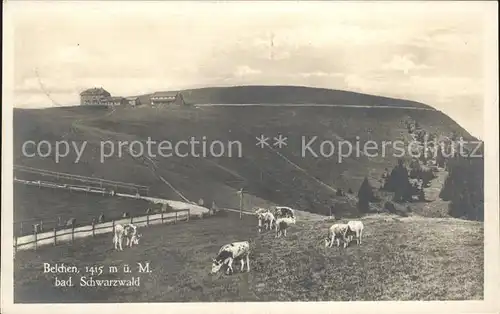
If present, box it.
[234,65,262,77]
[382,54,432,74]
[299,72,344,78]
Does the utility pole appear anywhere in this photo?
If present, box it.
[238,188,244,219]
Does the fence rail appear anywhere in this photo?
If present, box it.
[14,209,191,252]
[14,177,119,196]
[14,164,149,194]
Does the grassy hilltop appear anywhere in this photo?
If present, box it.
[136,85,433,108]
[14,85,478,223]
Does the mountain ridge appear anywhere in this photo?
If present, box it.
[135,85,434,110]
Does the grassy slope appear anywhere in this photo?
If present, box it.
[14,211,483,302]
[14,99,474,221]
[13,185,152,235]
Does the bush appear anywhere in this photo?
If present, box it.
[384,201,397,213]
[358,177,375,213]
[440,153,484,221]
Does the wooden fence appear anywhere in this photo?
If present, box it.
[13,177,211,237]
[14,164,149,195]
[14,209,191,252]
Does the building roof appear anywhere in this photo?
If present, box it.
[151,91,179,98]
[109,96,125,101]
[80,87,111,96]
[126,97,139,101]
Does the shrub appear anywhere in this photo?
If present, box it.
[384,201,396,213]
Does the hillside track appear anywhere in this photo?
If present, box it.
[196,103,438,111]
[70,107,192,203]
[14,211,483,302]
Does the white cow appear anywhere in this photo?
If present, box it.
[211,241,251,275]
[275,216,296,238]
[346,220,364,246]
[274,206,295,219]
[113,224,142,251]
[257,211,275,233]
[254,207,269,216]
[324,223,350,248]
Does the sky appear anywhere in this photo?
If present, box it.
[8,1,495,139]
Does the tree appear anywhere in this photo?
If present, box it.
[435,144,446,169]
[358,177,375,213]
[387,159,412,202]
[440,153,484,221]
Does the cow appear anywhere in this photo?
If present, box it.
[257,211,275,233]
[275,216,296,238]
[33,223,42,233]
[113,224,142,251]
[211,241,251,275]
[253,207,269,216]
[98,214,105,223]
[324,223,350,248]
[273,206,295,219]
[346,220,364,246]
[66,218,76,228]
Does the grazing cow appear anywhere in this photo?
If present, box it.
[98,214,105,223]
[346,220,364,246]
[211,241,250,275]
[275,216,296,238]
[273,206,295,219]
[66,218,76,228]
[324,223,350,248]
[253,207,269,216]
[113,224,141,251]
[257,211,275,233]
[33,223,42,233]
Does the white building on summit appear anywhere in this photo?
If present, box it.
[79,87,111,106]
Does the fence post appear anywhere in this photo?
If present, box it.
[71,225,75,244]
[20,222,23,235]
[187,209,190,221]
[40,220,44,233]
[130,216,133,224]
[112,220,115,234]
[161,211,164,224]
[92,219,95,237]
[54,228,57,246]
[174,211,177,224]
[14,236,18,253]
[34,225,38,251]
[58,216,61,227]
[147,213,149,226]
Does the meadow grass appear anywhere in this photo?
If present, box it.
[14,212,483,302]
